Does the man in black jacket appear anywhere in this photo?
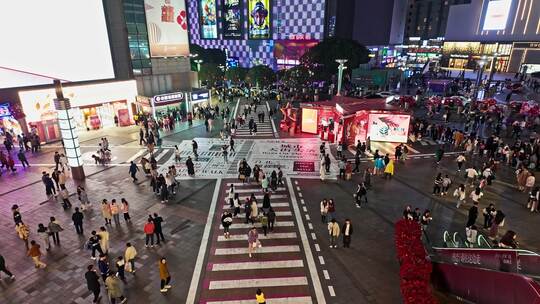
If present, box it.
[72,207,84,235]
[85,265,101,303]
[152,213,165,245]
[342,219,353,248]
[0,254,15,279]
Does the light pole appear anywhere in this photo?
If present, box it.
[194,59,203,88]
[487,52,500,88]
[53,80,85,180]
[474,56,487,100]
[335,59,348,96]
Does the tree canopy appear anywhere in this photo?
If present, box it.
[225,67,248,83]
[189,44,226,71]
[198,63,224,86]
[300,37,370,80]
[246,65,275,88]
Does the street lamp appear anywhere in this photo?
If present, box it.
[488,52,500,87]
[474,55,487,100]
[194,59,203,88]
[335,59,348,96]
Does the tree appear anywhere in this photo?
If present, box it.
[300,37,370,80]
[189,44,226,71]
[282,66,311,90]
[225,67,248,83]
[246,65,275,88]
[198,63,224,86]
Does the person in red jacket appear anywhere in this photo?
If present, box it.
[144,218,155,248]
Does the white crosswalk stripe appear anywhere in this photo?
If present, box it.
[206,297,313,304]
[220,221,294,229]
[211,260,304,271]
[217,232,297,241]
[214,245,301,255]
[209,276,309,290]
[222,202,289,209]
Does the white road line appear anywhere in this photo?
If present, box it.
[328,286,336,297]
[236,211,292,217]
[220,221,294,230]
[126,149,146,162]
[299,192,303,198]
[156,149,171,162]
[214,245,300,255]
[217,232,297,242]
[223,202,289,209]
[305,214,311,221]
[224,188,286,193]
[209,276,309,290]
[211,260,304,271]
[318,256,325,265]
[302,206,307,212]
[300,199,305,205]
[311,232,317,240]
[238,194,287,200]
[296,186,301,191]
[323,270,330,280]
[266,101,279,138]
[206,296,313,304]
[308,223,313,230]
[314,244,320,252]
[294,180,298,185]
[286,177,326,304]
[186,178,222,304]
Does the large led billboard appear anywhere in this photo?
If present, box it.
[222,0,244,39]
[199,0,218,39]
[483,0,513,30]
[248,0,271,39]
[0,0,115,89]
[145,0,190,57]
[367,113,411,143]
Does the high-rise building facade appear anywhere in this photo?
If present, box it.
[404,0,471,40]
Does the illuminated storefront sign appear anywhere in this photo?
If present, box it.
[153,92,186,105]
[248,0,271,39]
[301,108,318,134]
[191,90,210,102]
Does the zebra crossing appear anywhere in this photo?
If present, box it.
[235,101,276,138]
[196,180,315,303]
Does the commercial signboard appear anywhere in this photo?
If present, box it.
[482,0,513,31]
[153,91,186,105]
[367,113,410,143]
[434,247,519,273]
[199,0,218,38]
[222,0,243,39]
[145,0,190,57]
[191,89,210,102]
[248,0,271,39]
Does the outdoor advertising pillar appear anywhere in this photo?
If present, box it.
[53,80,85,180]
[335,59,348,96]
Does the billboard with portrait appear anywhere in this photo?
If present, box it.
[367,113,410,143]
[145,0,190,57]
[248,0,271,39]
[199,0,218,39]
[482,0,512,30]
[222,0,243,39]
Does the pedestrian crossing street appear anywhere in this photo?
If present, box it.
[197,180,315,304]
[235,101,276,138]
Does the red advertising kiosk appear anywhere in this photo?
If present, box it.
[300,96,411,146]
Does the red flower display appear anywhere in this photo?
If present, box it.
[395,219,437,304]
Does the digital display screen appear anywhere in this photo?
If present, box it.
[0,1,115,89]
[301,108,318,134]
[199,0,218,39]
[145,0,190,57]
[222,0,244,39]
[483,0,513,30]
[248,0,271,39]
[367,113,410,143]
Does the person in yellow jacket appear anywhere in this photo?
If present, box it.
[256,288,266,304]
[384,159,395,179]
[328,219,340,248]
[158,257,172,293]
[124,242,137,273]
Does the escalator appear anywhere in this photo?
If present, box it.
[428,231,540,303]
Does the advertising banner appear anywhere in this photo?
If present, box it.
[301,108,318,134]
[199,0,218,39]
[434,248,519,273]
[367,113,410,143]
[248,0,271,39]
[483,0,512,31]
[145,0,190,57]
[222,0,243,39]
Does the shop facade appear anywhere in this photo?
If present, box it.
[18,80,137,142]
[441,42,513,72]
[151,91,187,120]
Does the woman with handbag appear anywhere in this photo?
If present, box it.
[247,227,259,258]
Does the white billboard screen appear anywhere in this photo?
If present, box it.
[367,113,411,143]
[145,0,190,57]
[483,0,513,31]
[0,1,115,89]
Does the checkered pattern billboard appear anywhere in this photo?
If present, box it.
[186,0,326,68]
